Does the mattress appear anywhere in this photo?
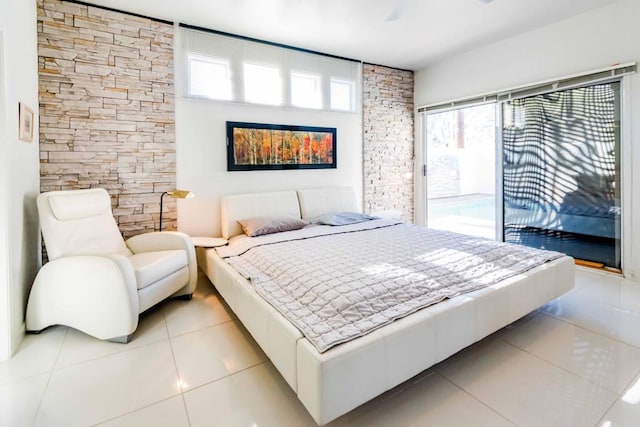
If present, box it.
[218,219,564,353]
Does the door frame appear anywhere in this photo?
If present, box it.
[419,103,502,240]
[0,30,11,360]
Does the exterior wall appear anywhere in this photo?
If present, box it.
[362,63,414,222]
[37,0,175,236]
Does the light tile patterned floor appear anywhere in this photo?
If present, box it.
[2,268,640,426]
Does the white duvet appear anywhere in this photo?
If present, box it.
[218,220,563,353]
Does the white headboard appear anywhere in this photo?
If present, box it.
[296,187,357,219]
[220,190,301,238]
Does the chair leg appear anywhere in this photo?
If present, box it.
[174,293,193,301]
[108,334,132,344]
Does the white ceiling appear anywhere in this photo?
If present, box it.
[84,0,621,70]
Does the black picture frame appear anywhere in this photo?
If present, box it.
[226,121,337,171]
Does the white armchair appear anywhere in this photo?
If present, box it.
[26,188,197,343]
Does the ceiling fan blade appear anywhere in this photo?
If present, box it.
[387,0,492,22]
[386,0,410,22]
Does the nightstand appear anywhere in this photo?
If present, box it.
[191,237,228,248]
[192,237,228,275]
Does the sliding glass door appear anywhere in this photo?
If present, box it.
[502,82,621,269]
[425,104,497,239]
[423,81,622,269]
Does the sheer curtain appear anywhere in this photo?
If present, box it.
[180,26,361,112]
[502,82,621,269]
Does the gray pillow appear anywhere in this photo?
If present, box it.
[238,216,307,237]
[312,211,378,226]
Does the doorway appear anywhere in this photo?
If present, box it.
[422,81,622,270]
[424,103,497,239]
[502,82,621,269]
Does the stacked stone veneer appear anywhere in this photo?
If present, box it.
[37,0,175,236]
[363,64,415,222]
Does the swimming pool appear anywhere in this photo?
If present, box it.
[428,196,496,222]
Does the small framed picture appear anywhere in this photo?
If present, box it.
[18,102,34,143]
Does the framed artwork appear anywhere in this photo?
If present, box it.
[18,102,34,143]
[227,121,337,171]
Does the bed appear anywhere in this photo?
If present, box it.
[197,187,575,425]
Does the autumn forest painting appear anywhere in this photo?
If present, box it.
[227,122,336,170]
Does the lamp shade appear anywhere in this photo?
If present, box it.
[166,189,194,199]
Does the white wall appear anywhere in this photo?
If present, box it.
[0,31,9,360]
[0,2,40,360]
[415,0,637,107]
[414,0,640,278]
[174,25,363,238]
[176,98,362,237]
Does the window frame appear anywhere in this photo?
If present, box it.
[186,54,233,101]
[330,78,356,112]
[243,61,283,106]
[290,71,323,109]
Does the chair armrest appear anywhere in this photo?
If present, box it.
[26,255,139,340]
[126,231,194,253]
[125,231,197,296]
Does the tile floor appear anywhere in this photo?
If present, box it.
[2,267,640,426]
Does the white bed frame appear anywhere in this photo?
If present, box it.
[198,187,575,425]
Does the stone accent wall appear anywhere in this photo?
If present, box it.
[37,0,175,236]
[362,64,415,222]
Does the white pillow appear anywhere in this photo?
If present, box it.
[311,212,378,226]
[238,216,307,237]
